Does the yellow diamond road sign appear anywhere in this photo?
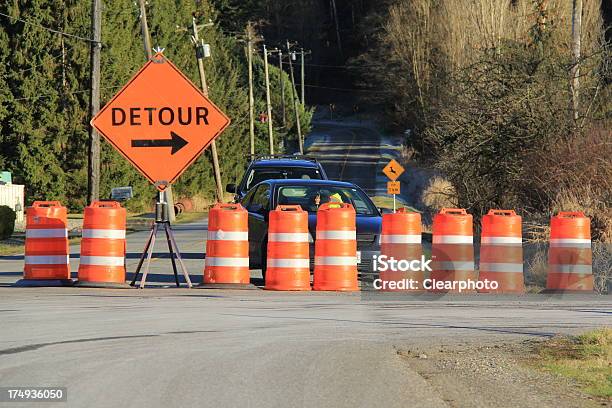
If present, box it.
[383,159,404,181]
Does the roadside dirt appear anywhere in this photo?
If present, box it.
[396,339,609,408]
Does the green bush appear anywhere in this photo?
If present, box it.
[0,205,16,240]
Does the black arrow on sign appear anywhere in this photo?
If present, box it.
[131,131,188,155]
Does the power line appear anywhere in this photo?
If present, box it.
[9,85,122,103]
[0,11,100,44]
[266,56,384,69]
[1,52,64,79]
[301,62,384,69]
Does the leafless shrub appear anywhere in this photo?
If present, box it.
[354,0,604,130]
[524,247,548,292]
[532,127,612,242]
[523,216,551,244]
[400,144,416,162]
[551,188,612,243]
[354,0,608,223]
[593,243,612,294]
[421,176,458,211]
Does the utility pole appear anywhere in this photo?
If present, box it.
[263,44,274,154]
[286,41,303,154]
[300,48,305,105]
[87,0,102,204]
[138,0,152,60]
[138,0,176,220]
[330,0,343,57]
[192,16,224,203]
[278,50,286,127]
[570,0,582,123]
[246,22,255,157]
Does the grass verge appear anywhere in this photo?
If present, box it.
[174,211,208,224]
[534,328,612,399]
[371,196,419,212]
[0,241,24,256]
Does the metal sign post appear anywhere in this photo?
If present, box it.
[387,181,401,213]
[130,190,192,288]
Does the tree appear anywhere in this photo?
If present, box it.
[0,0,315,210]
[0,1,90,203]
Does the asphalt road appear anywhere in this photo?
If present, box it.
[305,120,435,211]
[1,218,610,408]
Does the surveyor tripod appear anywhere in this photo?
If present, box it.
[130,192,192,288]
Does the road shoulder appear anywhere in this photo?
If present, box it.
[396,339,606,408]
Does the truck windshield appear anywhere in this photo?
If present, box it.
[245,167,322,190]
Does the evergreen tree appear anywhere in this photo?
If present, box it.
[0,1,90,203]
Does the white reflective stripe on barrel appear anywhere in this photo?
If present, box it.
[207,231,248,241]
[316,230,356,240]
[205,257,249,267]
[25,255,69,265]
[314,256,357,266]
[82,229,126,239]
[549,264,592,274]
[481,236,522,245]
[479,262,523,273]
[432,261,474,271]
[267,258,310,268]
[26,229,67,238]
[432,235,473,244]
[268,232,309,242]
[380,234,421,244]
[550,238,591,248]
[80,256,124,266]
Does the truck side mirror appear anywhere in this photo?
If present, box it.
[226,183,236,193]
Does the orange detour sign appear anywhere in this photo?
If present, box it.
[91,53,230,190]
[382,159,404,181]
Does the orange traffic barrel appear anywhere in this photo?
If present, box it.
[313,202,358,291]
[379,208,423,291]
[478,209,524,293]
[430,208,475,293]
[76,201,129,288]
[19,201,72,286]
[202,203,255,289]
[545,211,593,293]
[266,205,311,291]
